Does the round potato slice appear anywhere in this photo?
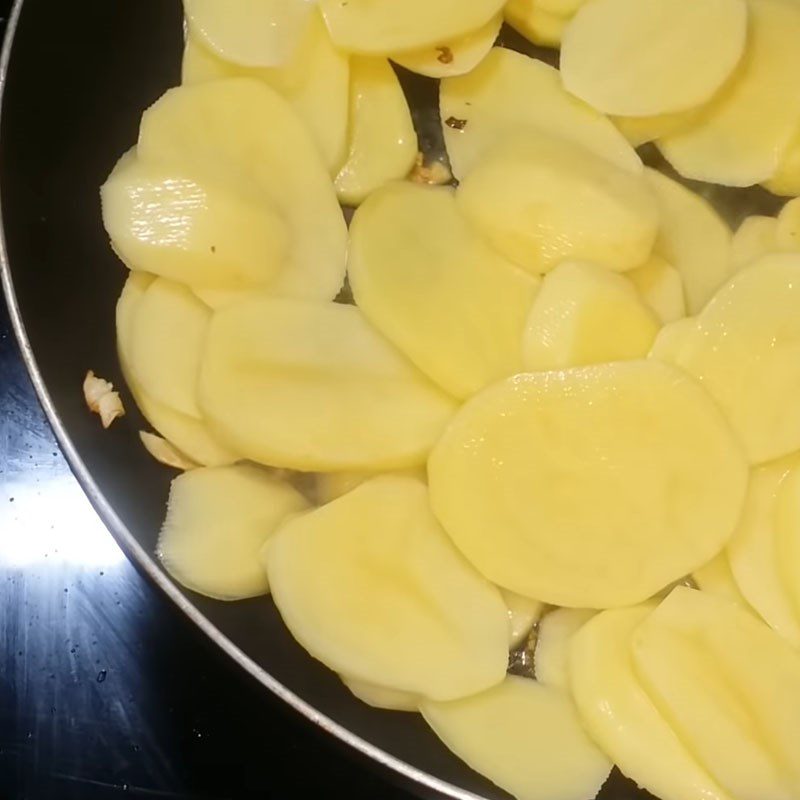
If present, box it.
[265,476,509,701]
[764,130,800,197]
[440,48,641,180]
[199,297,457,472]
[421,677,612,800]
[503,1,568,48]
[692,553,751,610]
[158,465,308,600]
[731,215,780,271]
[348,182,540,398]
[342,678,420,712]
[429,360,748,608]
[534,608,596,690]
[613,109,700,148]
[457,132,658,275]
[626,256,686,323]
[561,0,746,117]
[318,0,506,55]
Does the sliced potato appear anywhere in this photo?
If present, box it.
[647,316,697,363]
[502,590,544,649]
[522,261,660,370]
[457,132,658,275]
[774,468,800,628]
[764,129,800,197]
[644,168,732,313]
[335,58,418,206]
[537,0,587,14]
[659,0,800,186]
[570,607,732,800]
[440,48,641,180]
[199,297,456,472]
[315,467,427,506]
[348,182,539,398]
[503,2,569,47]
[692,553,751,609]
[265,476,509,700]
[626,256,686,323]
[158,465,308,600]
[775,196,800,251]
[421,677,612,800]
[731,215,780,270]
[342,678,420,711]
[613,109,699,148]
[534,608,596,690]
[429,360,748,608]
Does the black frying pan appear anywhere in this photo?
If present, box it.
[0,2,778,798]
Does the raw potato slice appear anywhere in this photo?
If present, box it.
[626,256,686,323]
[534,608,596,690]
[159,465,308,600]
[191,286,256,310]
[181,12,349,175]
[335,58,418,207]
[774,469,800,626]
[732,215,780,270]
[561,0,746,117]
[440,48,641,180]
[502,590,544,649]
[127,278,209,419]
[184,0,314,68]
[315,467,427,506]
[318,0,506,55]
[134,79,347,300]
[348,182,540,398]
[391,15,501,79]
[776,197,800,251]
[457,133,658,275]
[632,587,800,799]
[765,130,800,197]
[659,0,800,186]
[343,678,420,712]
[199,297,457,472]
[692,553,751,610]
[655,254,800,463]
[429,360,748,608]
[522,261,660,370]
[613,109,699,148]
[265,476,509,700]
[728,455,800,646]
[504,2,568,47]
[421,677,612,800]
[537,0,586,14]
[648,317,697,364]
[570,607,733,800]
[645,168,733,313]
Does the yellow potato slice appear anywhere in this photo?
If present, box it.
[181,12,349,175]
[318,0,506,55]
[692,553,751,610]
[632,587,800,799]
[522,261,660,370]
[421,677,612,800]
[199,297,456,472]
[659,0,800,186]
[776,196,800,251]
[764,129,800,197]
[457,132,658,275]
[534,608,596,690]
[644,168,733,314]
[429,360,748,608]
[570,607,733,800]
[348,182,539,398]
[184,0,314,68]
[654,253,800,463]
[265,476,509,700]
[537,0,587,14]
[731,214,780,270]
[503,2,568,47]
[391,15,501,78]
[561,0,746,117]
[502,590,544,649]
[335,58,418,207]
[315,467,427,506]
[133,79,347,300]
[613,109,699,148]
[440,48,641,180]
[626,256,686,323]
[342,678,420,712]
[774,469,800,628]
[158,465,308,600]
[728,455,800,647]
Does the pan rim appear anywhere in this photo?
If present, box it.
[0,3,480,798]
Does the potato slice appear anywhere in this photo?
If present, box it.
[184,0,314,68]
[692,553,751,610]
[654,253,800,463]
[503,2,568,47]
[626,256,686,323]
[421,677,612,800]
[774,469,800,628]
[764,130,800,197]
[318,0,506,55]
[348,182,540,398]
[132,79,347,300]
[440,48,641,180]
[199,297,456,472]
[342,678,420,712]
[647,316,698,364]
[731,215,780,270]
[561,0,746,117]
[537,0,587,14]
[534,608,596,690]
[644,168,733,314]
[632,587,800,799]
[522,261,660,370]
[429,360,748,608]
[503,590,544,649]
[457,133,658,275]
[335,58,418,206]
[776,197,800,251]
[659,0,800,186]
[315,467,427,506]
[158,465,308,600]
[265,476,509,700]
[391,15,501,78]
[613,109,699,148]
[570,607,733,800]
[181,12,349,175]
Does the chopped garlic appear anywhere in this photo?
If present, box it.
[139,431,198,471]
[83,370,125,428]
[409,153,452,186]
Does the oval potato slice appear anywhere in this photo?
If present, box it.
[692,553,751,610]
[764,130,800,197]
[534,608,596,690]
[731,214,780,271]
[342,678,420,712]
[613,109,699,148]
[626,256,686,323]
[503,2,568,47]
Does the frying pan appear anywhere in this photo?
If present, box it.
[0,2,782,798]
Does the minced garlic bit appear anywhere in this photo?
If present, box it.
[139,431,198,471]
[83,370,125,429]
[409,152,453,186]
